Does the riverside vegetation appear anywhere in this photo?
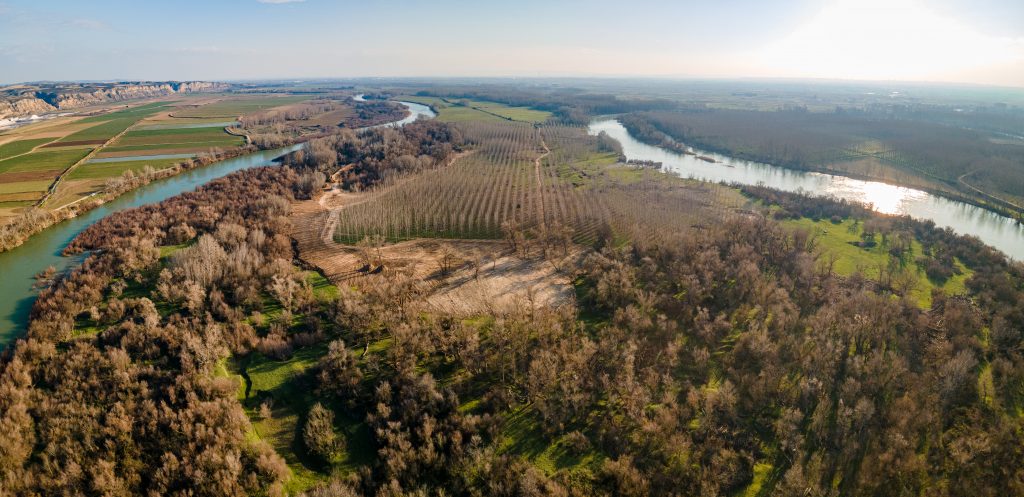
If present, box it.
[2,99,1024,497]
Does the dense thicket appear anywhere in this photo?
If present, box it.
[414,86,677,124]
[2,117,1024,496]
[0,166,303,495]
[283,120,462,191]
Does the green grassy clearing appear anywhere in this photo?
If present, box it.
[780,217,973,308]
[740,461,774,497]
[0,138,52,161]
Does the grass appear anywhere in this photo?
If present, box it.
[60,102,172,142]
[0,138,51,161]
[465,100,552,123]
[0,180,53,194]
[397,96,505,123]
[401,96,552,123]
[498,404,604,478]
[780,217,974,308]
[740,462,774,497]
[173,96,310,118]
[101,127,243,154]
[0,148,91,175]
[65,158,185,180]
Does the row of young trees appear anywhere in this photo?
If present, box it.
[2,102,1023,496]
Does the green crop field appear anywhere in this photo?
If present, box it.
[400,96,550,123]
[66,157,186,180]
[0,148,90,175]
[400,96,505,123]
[99,141,239,154]
[467,100,552,122]
[0,180,53,194]
[96,126,243,157]
[173,96,310,118]
[0,138,51,160]
[59,102,172,142]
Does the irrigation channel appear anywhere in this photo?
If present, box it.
[589,118,1024,260]
[0,100,435,345]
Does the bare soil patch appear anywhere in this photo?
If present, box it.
[0,170,63,182]
[289,185,578,316]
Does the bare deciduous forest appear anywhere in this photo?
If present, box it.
[2,101,1024,497]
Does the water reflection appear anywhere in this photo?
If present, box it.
[822,176,928,215]
[589,118,1024,259]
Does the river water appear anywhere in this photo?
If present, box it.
[589,118,1024,260]
[0,101,435,345]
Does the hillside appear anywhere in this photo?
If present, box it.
[0,81,228,121]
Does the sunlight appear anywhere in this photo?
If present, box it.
[825,177,928,215]
[757,0,1024,81]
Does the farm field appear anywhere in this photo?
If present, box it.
[396,96,511,123]
[399,95,551,123]
[171,95,311,118]
[330,121,741,248]
[0,138,52,160]
[65,157,187,180]
[96,126,243,157]
[465,99,552,122]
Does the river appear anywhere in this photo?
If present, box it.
[0,100,435,345]
[589,118,1024,260]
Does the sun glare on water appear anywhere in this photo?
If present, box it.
[824,177,928,215]
[757,0,1024,81]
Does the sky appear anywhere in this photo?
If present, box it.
[1,0,1022,86]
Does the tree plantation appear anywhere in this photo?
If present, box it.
[1,95,1023,497]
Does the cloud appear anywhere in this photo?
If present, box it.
[257,0,305,3]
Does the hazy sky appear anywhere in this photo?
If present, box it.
[1,0,1022,86]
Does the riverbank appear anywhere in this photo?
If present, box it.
[0,145,265,254]
[590,118,1024,259]
[618,117,1024,223]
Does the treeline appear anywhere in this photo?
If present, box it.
[0,166,305,495]
[239,98,343,127]
[621,108,1024,206]
[2,115,1024,496]
[346,100,408,129]
[283,120,462,191]
[414,86,678,124]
